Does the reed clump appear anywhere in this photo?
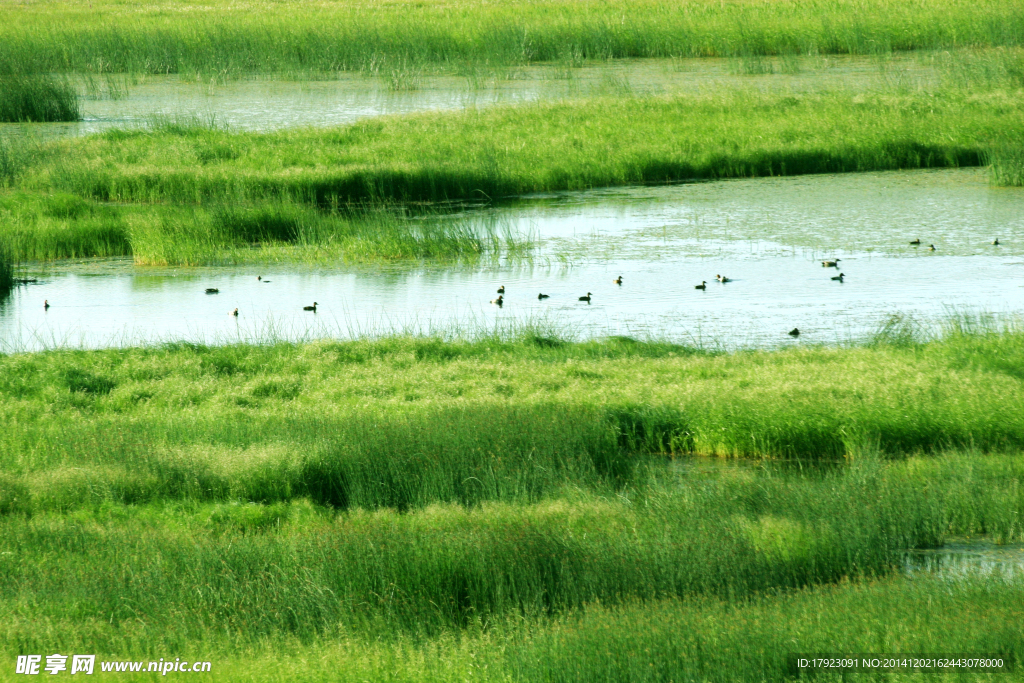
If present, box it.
[0,238,14,298]
[0,75,79,122]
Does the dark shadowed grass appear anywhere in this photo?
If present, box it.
[0,238,14,298]
[0,75,79,122]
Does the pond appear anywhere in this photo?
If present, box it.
[2,168,1021,352]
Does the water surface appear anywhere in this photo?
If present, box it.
[2,168,1022,352]
[0,53,940,139]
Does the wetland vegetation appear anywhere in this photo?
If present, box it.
[1,328,1023,679]
[2,0,1024,679]
[1,0,1023,78]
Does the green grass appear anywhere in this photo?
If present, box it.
[1,0,1023,77]
[2,325,1024,513]
[0,452,1021,663]
[0,237,14,298]
[990,142,1024,186]
[0,191,526,264]
[1,50,1019,264]
[17,89,1017,208]
[1,330,1022,677]
[0,75,79,122]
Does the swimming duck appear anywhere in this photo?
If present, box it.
[613,276,623,285]
[788,328,800,337]
[695,281,706,290]
[831,273,845,282]
[578,292,592,302]
[717,275,731,283]
[821,259,840,268]
[497,285,505,294]
[231,308,238,317]
[303,302,318,311]
[258,275,270,283]
[910,239,921,245]
[490,295,504,306]
[44,300,50,310]
[538,293,550,300]
[928,244,936,251]
[993,239,1001,246]
[205,288,219,294]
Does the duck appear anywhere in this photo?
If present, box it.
[910,239,921,245]
[43,300,50,310]
[716,275,731,283]
[490,295,504,306]
[613,276,623,285]
[497,285,505,294]
[258,275,270,283]
[831,273,845,282]
[205,288,219,294]
[928,244,936,251]
[821,259,840,268]
[578,292,592,302]
[788,328,800,337]
[231,308,238,317]
[303,302,318,311]
[695,281,706,290]
[537,293,550,300]
[993,239,1001,246]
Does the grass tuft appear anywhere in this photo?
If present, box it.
[0,75,79,122]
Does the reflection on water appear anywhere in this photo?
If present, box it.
[1,169,1022,352]
[903,540,1024,578]
[0,53,941,140]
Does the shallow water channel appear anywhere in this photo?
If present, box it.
[2,168,1022,352]
[1,52,940,140]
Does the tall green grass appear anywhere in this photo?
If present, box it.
[990,143,1024,186]
[2,327,1024,516]
[0,191,526,264]
[12,89,1019,209]
[1,0,1023,76]
[0,75,79,122]
[0,238,14,298]
[1,452,1021,653]
[509,577,1024,683]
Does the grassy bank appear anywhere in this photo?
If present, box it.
[0,75,78,123]
[0,191,524,264]
[2,326,1024,510]
[17,90,1019,208]
[1,0,1022,77]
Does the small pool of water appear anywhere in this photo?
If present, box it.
[903,540,1024,577]
[2,169,1021,352]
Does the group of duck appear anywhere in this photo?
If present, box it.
[201,276,317,317]
[40,238,1005,328]
[489,276,625,307]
